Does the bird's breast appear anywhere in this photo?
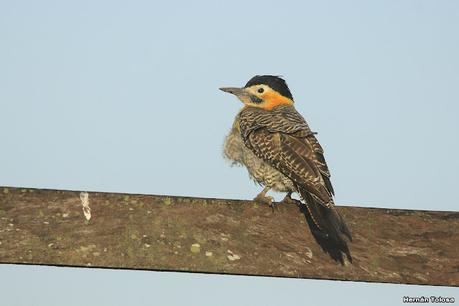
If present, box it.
[223,121,294,192]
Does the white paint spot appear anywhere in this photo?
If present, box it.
[79,192,91,221]
[227,254,241,261]
[305,247,313,259]
[227,249,241,261]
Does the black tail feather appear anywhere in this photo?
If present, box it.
[297,188,353,265]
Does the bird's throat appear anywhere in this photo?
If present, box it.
[260,91,294,110]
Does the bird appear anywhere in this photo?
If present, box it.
[220,75,352,264]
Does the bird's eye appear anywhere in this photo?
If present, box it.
[258,88,264,93]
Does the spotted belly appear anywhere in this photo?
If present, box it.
[223,128,295,193]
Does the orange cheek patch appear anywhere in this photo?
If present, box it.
[261,92,293,110]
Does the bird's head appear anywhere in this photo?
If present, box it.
[220,75,294,110]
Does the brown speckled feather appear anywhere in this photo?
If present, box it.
[238,104,352,263]
[239,105,333,206]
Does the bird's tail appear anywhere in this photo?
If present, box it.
[297,187,353,264]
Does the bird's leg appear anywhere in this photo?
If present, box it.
[253,186,275,209]
[278,192,299,206]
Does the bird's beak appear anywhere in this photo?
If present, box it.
[219,87,247,97]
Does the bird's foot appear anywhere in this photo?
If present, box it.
[279,194,300,206]
[253,194,277,211]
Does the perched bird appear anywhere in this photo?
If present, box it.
[220,75,352,264]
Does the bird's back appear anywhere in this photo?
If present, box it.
[219,75,352,263]
[238,105,352,263]
[223,110,295,192]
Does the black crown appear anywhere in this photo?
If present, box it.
[245,75,293,100]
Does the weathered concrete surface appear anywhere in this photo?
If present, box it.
[0,186,458,286]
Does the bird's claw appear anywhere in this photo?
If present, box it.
[253,194,276,211]
[269,201,280,212]
[279,195,299,206]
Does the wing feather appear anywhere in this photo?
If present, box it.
[245,128,333,207]
[238,105,352,263]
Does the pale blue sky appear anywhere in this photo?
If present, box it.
[0,1,458,305]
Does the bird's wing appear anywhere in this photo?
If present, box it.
[239,107,352,264]
[300,130,335,196]
[239,106,352,263]
[243,127,334,207]
[239,105,334,207]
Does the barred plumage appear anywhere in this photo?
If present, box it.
[221,75,352,264]
[224,116,295,193]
